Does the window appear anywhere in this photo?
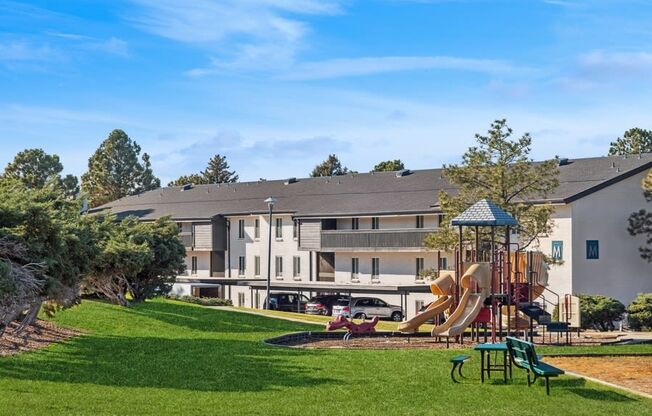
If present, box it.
[293,220,299,239]
[371,257,380,280]
[351,258,360,281]
[351,218,360,230]
[177,223,183,233]
[238,293,245,307]
[416,257,425,278]
[586,240,599,260]
[275,256,283,278]
[439,257,448,271]
[416,215,425,229]
[254,219,260,239]
[254,256,261,277]
[191,256,198,275]
[238,256,246,276]
[373,299,388,307]
[275,218,283,239]
[293,256,301,279]
[238,219,245,239]
[371,217,380,230]
[437,214,444,227]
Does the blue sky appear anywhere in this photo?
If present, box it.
[1,0,651,184]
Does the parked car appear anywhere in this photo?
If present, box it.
[263,293,309,312]
[306,295,348,316]
[332,297,403,321]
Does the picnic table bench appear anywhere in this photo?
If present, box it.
[506,336,564,395]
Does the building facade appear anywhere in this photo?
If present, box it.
[95,155,652,318]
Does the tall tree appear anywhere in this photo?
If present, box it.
[81,129,161,207]
[424,119,560,251]
[167,155,238,186]
[608,128,652,156]
[168,174,209,187]
[627,169,652,262]
[3,148,63,188]
[373,159,405,172]
[202,154,239,184]
[60,174,80,199]
[310,154,351,177]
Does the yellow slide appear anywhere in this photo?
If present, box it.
[431,263,491,338]
[398,273,455,333]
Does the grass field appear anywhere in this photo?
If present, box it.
[0,299,651,415]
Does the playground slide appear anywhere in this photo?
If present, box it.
[398,272,456,333]
[431,263,491,338]
[397,295,452,333]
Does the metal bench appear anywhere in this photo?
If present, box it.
[449,355,471,383]
[506,336,564,395]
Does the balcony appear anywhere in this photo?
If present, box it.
[319,229,435,251]
[180,232,193,248]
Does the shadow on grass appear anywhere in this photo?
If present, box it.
[0,335,334,392]
[126,300,317,334]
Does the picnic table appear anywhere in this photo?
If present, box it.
[474,342,513,384]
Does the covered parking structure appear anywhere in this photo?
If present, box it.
[242,281,433,319]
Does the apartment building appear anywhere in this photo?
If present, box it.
[95,154,652,317]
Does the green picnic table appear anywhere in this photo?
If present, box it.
[474,342,513,384]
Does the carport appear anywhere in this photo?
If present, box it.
[242,281,433,319]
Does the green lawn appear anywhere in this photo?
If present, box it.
[0,299,650,415]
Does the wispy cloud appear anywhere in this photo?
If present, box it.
[578,50,652,77]
[0,40,60,62]
[128,0,343,68]
[279,55,532,80]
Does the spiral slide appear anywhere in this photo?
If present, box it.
[398,273,455,333]
[431,263,491,338]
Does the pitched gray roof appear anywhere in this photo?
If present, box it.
[451,199,518,226]
[92,153,652,221]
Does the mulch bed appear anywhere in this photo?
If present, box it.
[0,319,81,357]
[546,356,652,397]
[301,335,476,349]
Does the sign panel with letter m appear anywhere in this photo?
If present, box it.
[586,240,599,260]
[552,241,563,260]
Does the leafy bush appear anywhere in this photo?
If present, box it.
[578,294,626,331]
[167,294,233,307]
[627,293,652,330]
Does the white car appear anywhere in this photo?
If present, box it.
[331,297,403,321]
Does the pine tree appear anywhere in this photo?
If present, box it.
[372,159,405,172]
[167,174,209,187]
[201,154,238,183]
[424,119,559,251]
[3,148,63,188]
[627,169,652,262]
[310,154,351,177]
[608,128,652,156]
[81,129,160,207]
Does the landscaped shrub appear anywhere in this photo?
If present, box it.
[627,293,652,330]
[578,294,626,331]
[166,294,233,307]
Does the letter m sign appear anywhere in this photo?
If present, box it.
[586,240,599,260]
[551,241,563,260]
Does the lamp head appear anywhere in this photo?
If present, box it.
[264,196,277,207]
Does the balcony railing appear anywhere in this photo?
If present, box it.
[320,229,435,250]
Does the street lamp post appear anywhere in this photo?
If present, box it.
[264,197,277,309]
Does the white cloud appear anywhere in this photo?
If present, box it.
[578,50,652,77]
[280,55,531,80]
[129,0,342,67]
[0,41,60,62]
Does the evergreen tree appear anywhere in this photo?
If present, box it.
[201,154,239,183]
[627,169,652,262]
[608,128,652,156]
[3,148,63,188]
[81,129,160,207]
[424,119,559,251]
[372,159,405,172]
[167,173,209,187]
[310,154,351,177]
[60,174,80,199]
